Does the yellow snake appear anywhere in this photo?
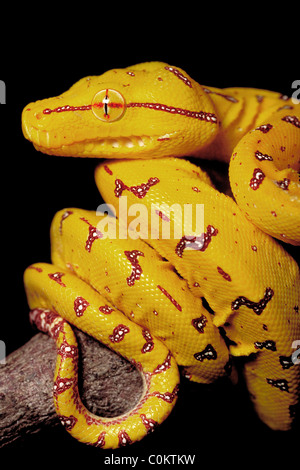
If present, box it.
[22,62,300,447]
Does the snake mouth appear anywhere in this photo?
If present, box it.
[23,117,174,157]
[28,133,173,158]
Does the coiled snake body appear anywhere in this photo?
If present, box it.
[22,62,300,447]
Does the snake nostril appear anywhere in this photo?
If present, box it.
[91,88,126,122]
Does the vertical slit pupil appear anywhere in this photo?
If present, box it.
[103,90,109,118]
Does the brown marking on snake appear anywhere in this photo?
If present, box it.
[95,432,106,448]
[255,150,273,161]
[43,105,92,114]
[250,168,265,190]
[279,354,295,370]
[74,296,89,317]
[254,340,277,351]
[255,123,273,133]
[104,165,113,175]
[282,115,300,128]
[140,414,159,433]
[157,285,182,311]
[150,384,179,403]
[127,102,218,123]
[48,272,66,287]
[231,287,274,315]
[275,178,290,190]
[153,352,172,373]
[217,266,232,282]
[58,339,78,359]
[194,344,217,362]
[59,210,73,234]
[30,308,63,339]
[28,265,43,272]
[266,378,289,392]
[58,415,78,431]
[118,430,132,446]
[80,217,103,252]
[124,250,144,286]
[43,98,218,124]
[165,66,192,88]
[99,305,114,314]
[155,210,170,221]
[53,375,75,396]
[175,225,218,257]
[109,324,130,343]
[141,329,154,353]
[114,177,160,198]
[191,315,208,333]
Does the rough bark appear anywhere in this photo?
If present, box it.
[0,330,143,448]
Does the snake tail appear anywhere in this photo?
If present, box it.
[24,263,180,448]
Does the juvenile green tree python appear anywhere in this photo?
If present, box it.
[21,62,300,447]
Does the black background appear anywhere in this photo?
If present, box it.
[1,12,299,466]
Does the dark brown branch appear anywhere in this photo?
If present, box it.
[0,330,143,448]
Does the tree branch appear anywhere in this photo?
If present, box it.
[0,330,143,448]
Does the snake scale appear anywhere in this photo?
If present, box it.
[21,62,300,447]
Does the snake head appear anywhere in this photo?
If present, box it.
[22,62,218,158]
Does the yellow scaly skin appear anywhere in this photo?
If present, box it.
[25,265,180,448]
[22,62,300,443]
[95,157,299,431]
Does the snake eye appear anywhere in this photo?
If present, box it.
[91,88,126,122]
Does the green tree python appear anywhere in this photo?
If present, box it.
[21,62,300,447]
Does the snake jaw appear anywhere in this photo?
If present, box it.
[23,121,177,158]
